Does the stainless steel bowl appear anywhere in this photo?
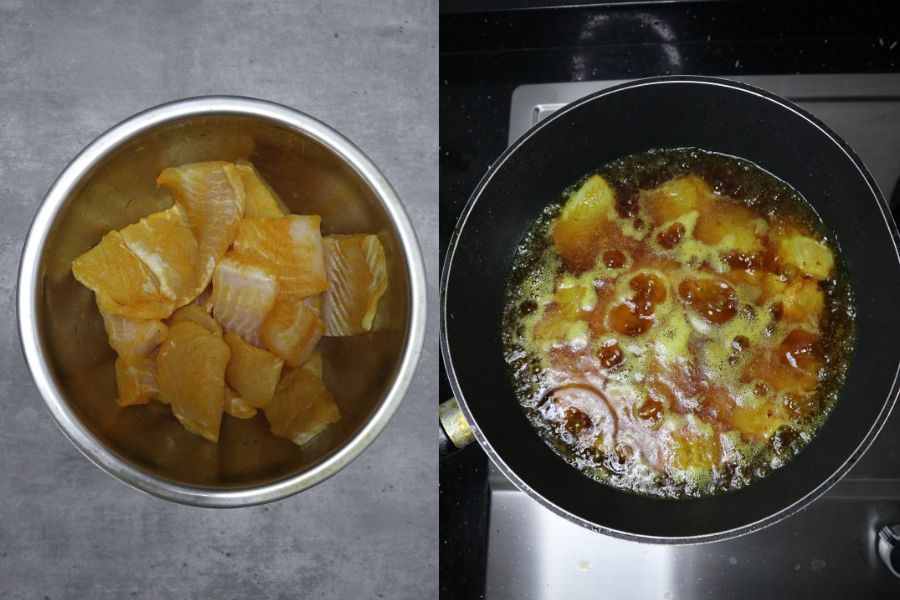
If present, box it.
[17,96,426,507]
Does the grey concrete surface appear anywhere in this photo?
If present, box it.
[0,1,437,598]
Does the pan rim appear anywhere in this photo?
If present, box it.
[440,74,900,543]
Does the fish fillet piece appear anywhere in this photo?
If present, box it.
[552,175,616,271]
[224,331,284,409]
[169,304,222,336]
[224,387,257,419]
[322,234,387,336]
[265,367,340,446]
[72,230,174,320]
[303,294,321,316]
[261,294,324,367]
[157,161,245,295]
[119,205,198,305]
[156,321,230,442]
[232,216,328,296]
[211,256,279,346]
[236,163,286,218]
[101,309,168,363]
[300,351,323,378]
[115,357,158,407]
[192,285,215,313]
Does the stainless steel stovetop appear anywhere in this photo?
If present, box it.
[484,74,900,599]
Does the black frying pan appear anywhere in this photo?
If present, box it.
[441,76,900,543]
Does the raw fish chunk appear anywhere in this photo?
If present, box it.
[192,285,215,313]
[265,368,340,446]
[235,163,286,218]
[156,322,230,442]
[115,357,158,407]
[303,294,321,316]
[322,234,387,336]
[120,205,198,305]
[101,309,167,363]
[261,294,324,367]
[232,216,328,296]
[224,332,283,409]
[72,230,174,320]
[301,351,323,378]
[224,387,257,419]
[551,175,615,271]
[157,161,245,295]
[211,256,279,346]
[168,304,222,337]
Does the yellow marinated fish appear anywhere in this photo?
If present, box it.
[157,161,245,296]
[235,162,287,218]
[265,367,340,446]
[156,321,230,442]
[211,255,279,346]
[119,205,198,306]
[168,304,222,337]
[261,294,324,367]
[72,231,174,320]
[101,309,168,363]
[322,234,387,336]
[224,331,283,409]
[300,351,323,378]
[232,216,328,297]
[224,386,258,419]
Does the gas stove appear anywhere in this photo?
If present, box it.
[478,74,900,598]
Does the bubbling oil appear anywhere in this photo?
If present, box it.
[502,148,855,499]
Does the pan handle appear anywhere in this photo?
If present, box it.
[439,397,476,460]
[878,524,900,578]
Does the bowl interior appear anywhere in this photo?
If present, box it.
[37,113,411,490]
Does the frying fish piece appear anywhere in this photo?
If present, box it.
[72,230,174,320]
[224,387,257,419]
[261,294,324,367]
[235,162,286,218]
[224,332,284,409]
[168,304,223,336]
[156,321,230,442]
[232,216,328,297]
[774,234,834,280]
[321,234,387,336]
[157,161,245,296]
[265,367,340,446]
[101,309,168,363]
[119,205,198,306]
[211,256,279,346]
[551,175,616,271]
[644,175,713,225]
[115,357,158,407]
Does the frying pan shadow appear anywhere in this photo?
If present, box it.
[442,76,900,543]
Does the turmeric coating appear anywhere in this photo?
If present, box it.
[72,161,388,446]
